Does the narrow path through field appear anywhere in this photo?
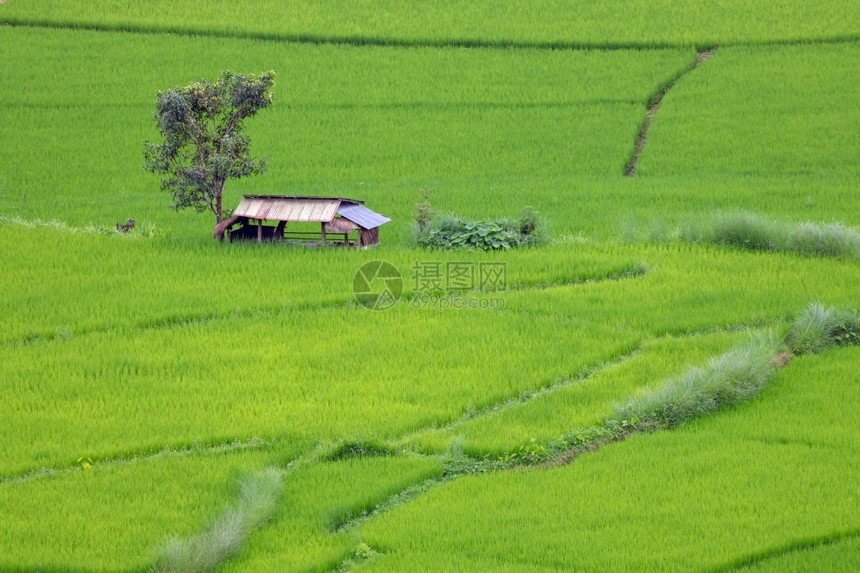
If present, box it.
[624,45,717,177]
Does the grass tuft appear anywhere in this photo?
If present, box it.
[788,303,860,355]
[613,302,860,430]
[685,212,783,251]
[611,332,782,428]
[681,212,860,260]
[785,221,860,259]
[151,467,283,573]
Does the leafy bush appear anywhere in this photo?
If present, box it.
[134,221,174,239]
[499,439,550,464]
[416,207,546,251]
[324,439,397,461]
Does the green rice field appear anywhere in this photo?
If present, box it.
[1,1,858,571]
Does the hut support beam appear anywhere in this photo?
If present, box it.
[257,219,262,243]
[320,222,326,244]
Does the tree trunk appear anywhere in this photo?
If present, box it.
[213,183,224,240]
[214,211,223,241]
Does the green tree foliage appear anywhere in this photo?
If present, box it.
[144,70,275,224]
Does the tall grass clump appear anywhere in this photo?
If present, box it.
[611,332,781,428]
[682,212,784,251]
[785,221,860,260]
[152,468,283,573]
[612,303,860,429]
[682,212,860,260]
[788,303,860,355]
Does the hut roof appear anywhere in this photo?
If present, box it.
[235,196,341,223]
[230,195,390,229]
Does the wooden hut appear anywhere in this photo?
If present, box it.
[213,195,391,246]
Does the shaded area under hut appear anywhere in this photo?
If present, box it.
[214,195,390,247]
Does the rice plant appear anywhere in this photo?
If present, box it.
[0,225,647,345]
[0,27,691,237]
[739,535,860,572]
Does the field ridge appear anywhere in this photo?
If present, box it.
[4,21,859,52]
[711,527,860,572]
[0,437,270,487]
[398,342,644,447]
[625,44,717,176]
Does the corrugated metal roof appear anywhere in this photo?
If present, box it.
[337,203,391,229]
[234,196,341,223]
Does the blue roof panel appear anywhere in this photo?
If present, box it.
[337,203,391,229]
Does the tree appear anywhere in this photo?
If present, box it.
[144,70,275,226]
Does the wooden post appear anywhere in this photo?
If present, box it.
[360,227,379,246]
[257,219,262,243]
[344,233,349,247]
[274,220,286,240]
[320,222,327,244]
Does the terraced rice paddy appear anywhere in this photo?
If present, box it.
[0,1,857,570]
[357,347,860,571]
